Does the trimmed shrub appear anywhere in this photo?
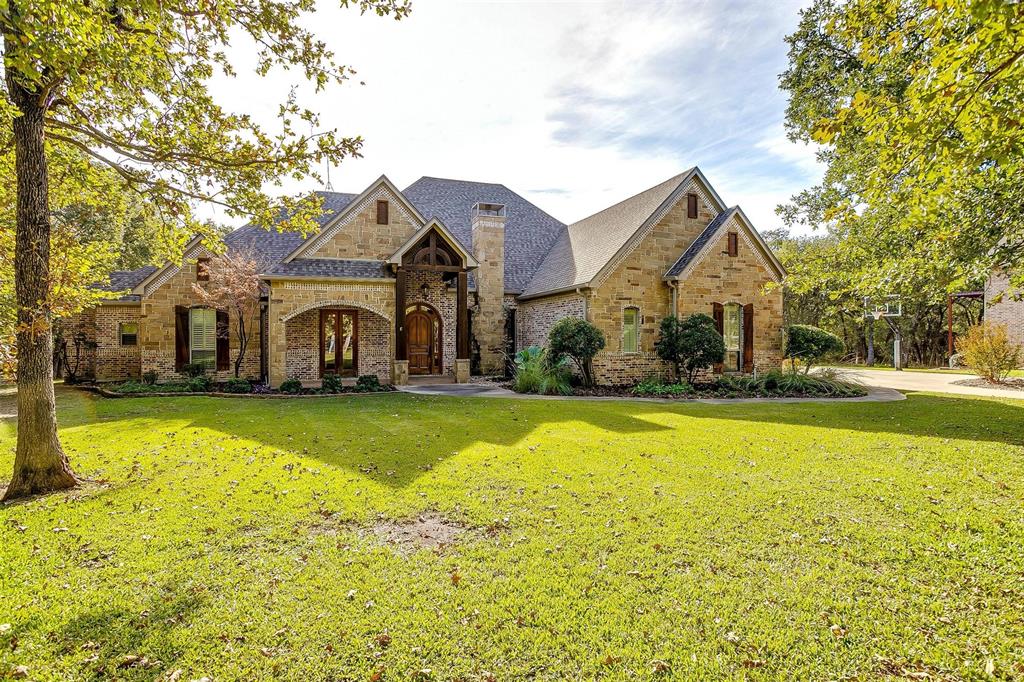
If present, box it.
[656,314,726,383]
[548,317,605,387]
[321,373,344,393]
[956,323,1022,383]
[223,378,252,394]
[511,346,572,396]
[180,362,208,378]
[186,375,212,392]
[279,378,303,394]
[355,374,383,392]
[785,325,844,374]
[142,370,158,385]
[632,377,693,397]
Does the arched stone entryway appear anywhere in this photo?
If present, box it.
[280,302,392,383]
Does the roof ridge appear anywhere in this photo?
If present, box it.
[568,169,694,227]
[410,175,507,187]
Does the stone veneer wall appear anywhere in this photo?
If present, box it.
[674,226,784,375]
[516,292,586,350]
[586,186,718,385]
[139,256,261,382]
[405,269,457,376]
[471,216,506,374]
[302,187,420,260]
[267,279,395,386]
[985,269,1024,356]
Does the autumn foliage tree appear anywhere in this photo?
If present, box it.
[191,250,266,378]
[0,0,410,501]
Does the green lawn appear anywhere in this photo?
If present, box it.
[2,389,1023,680]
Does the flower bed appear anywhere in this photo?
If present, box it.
[92,374,396,398]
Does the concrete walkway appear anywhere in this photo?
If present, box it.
[397,381,906,404]
[837,368,1024,399]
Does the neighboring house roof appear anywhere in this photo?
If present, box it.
[403,177,566,294]
[663,206,785,281]
[264,258,389,280]
[521,168,724,298]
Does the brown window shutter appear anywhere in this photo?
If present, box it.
[376,200,389,225]
[216,309,230,371]
[687,193,698,219]
[175,306,189,371]
[742,303,754,373]
[728,232,738,257]
[712,302,724,374]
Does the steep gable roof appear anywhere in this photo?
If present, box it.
[520,168,724,298]
[664,206,785,281]
[403,177,565,294]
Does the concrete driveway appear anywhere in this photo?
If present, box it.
[837,367,1024,399]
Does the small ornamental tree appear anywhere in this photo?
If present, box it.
[785,324,844,374]
[192,250,266,378]
[656,314,725,384]
[548,317,605,387]
[956,323,1022,384]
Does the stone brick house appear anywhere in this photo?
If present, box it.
[984,268,1024,356]
[68,168,786,386]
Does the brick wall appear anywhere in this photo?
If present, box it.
[985,268,1024,355]
[94,305,142,381]
[267,279,396,386]
[516,293,586,350]
[405,269,457,376]
[58,309,97,380]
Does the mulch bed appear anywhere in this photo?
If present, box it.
[952,377,1024,392]
[501,383,867,400]
[78,385,397,399]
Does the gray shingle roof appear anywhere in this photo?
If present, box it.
[95,265,159,301]
[664,207,737,278]
[265,258,389,279]
[403,177,566,294]
[520,170,694,298]
[224,191,358,266]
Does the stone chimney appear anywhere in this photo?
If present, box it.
[471,202,506,374]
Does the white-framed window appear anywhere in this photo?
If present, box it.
[622,307,640,354]
[119,322,138,346]
[189,308,217,370]
[722,303,743,372]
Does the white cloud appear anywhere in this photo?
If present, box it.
[204,0,820,233]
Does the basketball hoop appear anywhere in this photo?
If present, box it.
[863,295,903,370]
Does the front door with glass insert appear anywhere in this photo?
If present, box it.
[320,309,357,377]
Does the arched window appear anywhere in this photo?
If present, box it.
[622,307,640,354]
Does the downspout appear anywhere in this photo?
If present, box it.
[576,287,588,319]
[668,281,678,317]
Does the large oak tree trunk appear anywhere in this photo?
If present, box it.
[2,67,78,501]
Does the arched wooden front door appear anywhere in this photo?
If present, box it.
[406,304,442,375]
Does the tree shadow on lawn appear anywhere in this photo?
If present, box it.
[49,391,675,489]
[35,390,1024,493]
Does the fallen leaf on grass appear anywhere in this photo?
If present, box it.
[651,659,671,674]
[743,659,766,669]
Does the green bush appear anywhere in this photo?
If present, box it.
[180,362,208,378]
[631,377,693,397]
[112,381,155,394]
[655,314,726,383]
[511,346,572,396]
[956,323,1022,383]
[186,375,212,392]
[785,325,844,374]
[548,317,605,387]
[279,378,303,394]
[223,378,252,394]
[715,368,864,397]
[142,370,158,385]
[355,375,383,392]
[321,373,344,393]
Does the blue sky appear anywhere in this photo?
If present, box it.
[216,0,820,232]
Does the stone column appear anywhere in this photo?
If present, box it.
[471,203,506,374]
